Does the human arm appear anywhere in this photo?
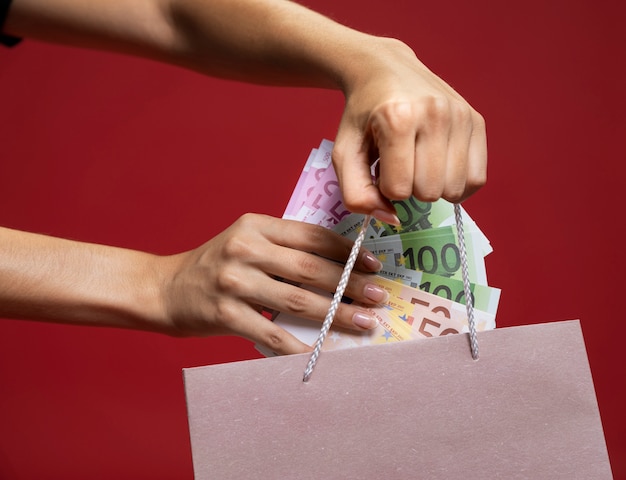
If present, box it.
[0,215,387,354]
[3,0,487,220]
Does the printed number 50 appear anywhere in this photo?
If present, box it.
[412,298,459,337]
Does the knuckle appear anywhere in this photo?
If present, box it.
[342,191,376,213]
[305,223,331,244]
[380,181,413,201]
[443,184,466,203]
[449,101,472,125]
[420,95,451,124]
[235,212,261,227]
[414,182,444,202]
[283,290,310,314]
[215,266,245,295]
[214,299,231,319]
[331,142,348,165]
[373,101,415,134]
[230,212,267,237]
[296,254,323,282]
[468,169,487,191]
[300,223,337,251]
[263,327,288,352]
[416,190,443,203]
[221,234,254,261]
[213,298,238,326]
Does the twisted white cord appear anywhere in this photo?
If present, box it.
[453,204,479,360]
[303,215,372,382]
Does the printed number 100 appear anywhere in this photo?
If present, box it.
[402,243,461,275]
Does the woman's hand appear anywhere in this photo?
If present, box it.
[158,214,387,355]
[333,38,488,222]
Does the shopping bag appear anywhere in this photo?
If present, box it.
[183,320,612,479]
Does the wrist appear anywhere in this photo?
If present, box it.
[337,36,419,96]
[47,246,172,335]
[111,251,173,335]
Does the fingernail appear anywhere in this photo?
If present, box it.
[352,312,379,329]
[364,284,389,303]
[372,209,400,226]
[362,251,383,272]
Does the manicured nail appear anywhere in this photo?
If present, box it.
[352,312,379,329]
[362,251,383,272]
[364,284,389,303]
[372,209,400,226]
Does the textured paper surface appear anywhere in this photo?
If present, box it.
[183,320,612,479]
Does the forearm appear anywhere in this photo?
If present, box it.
[166,0,390,90]
[0,227,169,332]
[4,0,388,90]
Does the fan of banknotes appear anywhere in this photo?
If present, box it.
[257,139,500,356]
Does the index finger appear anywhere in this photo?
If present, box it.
[332,129,398,223]
[260,216,380,272]
[369,101,419,201]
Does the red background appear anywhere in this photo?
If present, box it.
[1,0,624,478]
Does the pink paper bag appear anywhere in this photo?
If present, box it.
[183,320,612,479]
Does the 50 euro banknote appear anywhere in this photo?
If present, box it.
[369,275,495,332]
[259,277,495,356]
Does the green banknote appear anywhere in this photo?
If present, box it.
[333,198,457,239]
[363,225,488,285]
[377,265,501,315]
[383,198,456,234]
[333,199,492,255]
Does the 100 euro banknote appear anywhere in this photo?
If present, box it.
[333,200,492,256]
[363,224,489,285]
[377,265,501,315]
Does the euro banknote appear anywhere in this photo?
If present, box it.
[283,139,334,221]
[363,225,489,284]
[256,139,499,356]
[264,275,495,355]
[377,264,501,316]
[332,202,492,258]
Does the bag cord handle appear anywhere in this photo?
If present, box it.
[454,203,479,360]
[303,214,372,382]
